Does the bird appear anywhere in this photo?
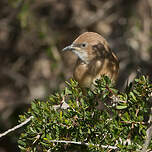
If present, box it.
[62,32,119,89]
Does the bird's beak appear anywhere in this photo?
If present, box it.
[62,44,80,52]
[62,45,73,51]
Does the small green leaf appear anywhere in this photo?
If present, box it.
[130,92,137,101]
[116,105,128,109]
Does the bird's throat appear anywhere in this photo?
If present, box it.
[72,50,89,64]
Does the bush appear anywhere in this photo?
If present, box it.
[18,75,152,152]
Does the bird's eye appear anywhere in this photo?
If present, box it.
[81,43,87,48]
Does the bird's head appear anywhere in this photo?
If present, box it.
[62,32,110,64]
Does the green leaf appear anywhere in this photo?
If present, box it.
[130,92,137,101]
[116,105,128,109]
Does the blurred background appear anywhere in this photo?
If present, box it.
[0,0,151,151]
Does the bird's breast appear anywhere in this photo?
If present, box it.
[73,62,93,88]
[73,56,119,88]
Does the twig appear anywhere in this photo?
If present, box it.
[49,140,118,150]
[120,121,146,125]
[0,116,33,138]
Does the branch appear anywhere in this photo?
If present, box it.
[0,116,33,138]
[76,1,115,28]
[49,140,118,150]
[9,0,25,23]
[142,106,152,152]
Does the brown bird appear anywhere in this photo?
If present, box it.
[63,32,119,89]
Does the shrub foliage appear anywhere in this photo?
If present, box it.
[18,75,152,151]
